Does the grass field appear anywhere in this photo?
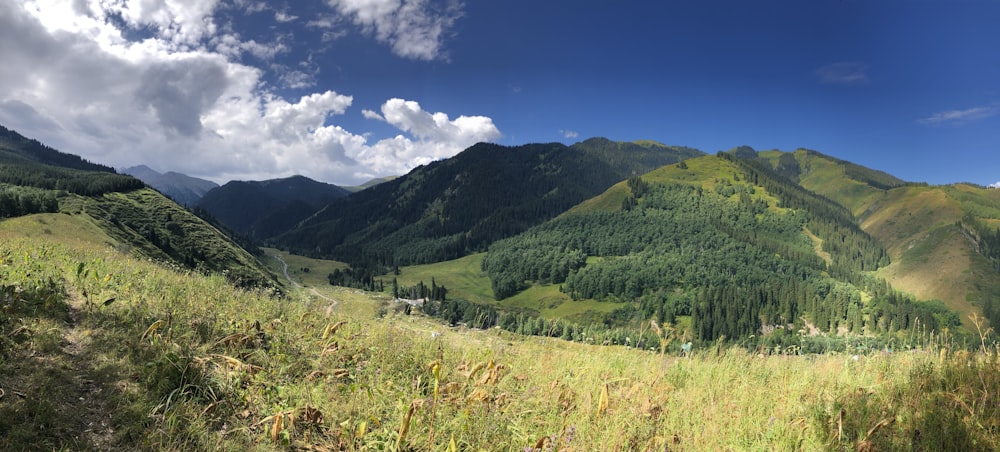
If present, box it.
[4,213,1000,450]
[386,253,622,320]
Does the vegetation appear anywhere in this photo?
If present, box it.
[121,165,219,207]
[0,124,117,173]
[61,189,277,290]
[0,184,60,218]
[4,123,1000,448]
[196,176,349,239]
[482,154,933,342]
[3,214,1000,450]
[275,139,702,268]
[0,125,275,290]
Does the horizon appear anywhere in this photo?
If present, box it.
[1,1,997,187]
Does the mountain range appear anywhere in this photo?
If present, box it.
[3,122,1000,335]
[275,138,703,266]
[195,175,351,240]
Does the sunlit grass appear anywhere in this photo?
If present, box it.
[3,213,1000,450]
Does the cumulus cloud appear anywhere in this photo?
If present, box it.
[990,181,1000,189]
[560,129,579,139]
[362,98,501,174]
[0,1,497,185]
[917,105,999,125]
[325,0,463,60]
[815,62,869,85]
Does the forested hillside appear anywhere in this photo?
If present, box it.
[196,175,350,239]
[755,148,1000,328]
[483,153,954,341]
[1,125,143,197]
[275,139,702,267]
[0,124,277,290]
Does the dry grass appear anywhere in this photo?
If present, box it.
[3,213,1000,450]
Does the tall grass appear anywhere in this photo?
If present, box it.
[2,214,999,450]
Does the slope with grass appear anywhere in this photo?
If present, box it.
[3,213,1000,450]
[65,188,278,289]
[0,123,277,290]
[757,148,1000,327]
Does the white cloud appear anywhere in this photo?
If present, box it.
[362,98,501,174]
[815,62,869,85]
[560,129,579,139]
[0,1,498,185]
[275,11,298,23]
[362,109,385,120]
[917,106,999,125]
[325,0,463,60]
[990,181,1000,189]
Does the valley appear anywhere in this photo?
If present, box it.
[2,124,1000,449]
[3,214,999,450]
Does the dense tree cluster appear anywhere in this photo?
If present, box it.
[1,126,142,196]
[0,163,144,196]
[391,278,448,302]
[483,155,945,342]
[797,149,907,190]
[719,152,889,273]
[327,267,382,292]
[0,186,59,218]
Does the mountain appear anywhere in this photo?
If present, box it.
[0,124,116,173]
[121,165,219,206]
[755,148,1000,328]
[196,175,351,239]
[482,151,957,341]
[275,138,704,266]
[343,175,398,193]
[0,124,277,290]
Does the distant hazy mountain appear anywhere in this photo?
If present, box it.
[275,138,704,266]
[196,175,350,239]
[121,165,218,207]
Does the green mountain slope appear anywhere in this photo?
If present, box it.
[196,175,350,239]
[757,149,1000,327]
[0,124,277,290]
[275,138,703,266]
[483,153,954,341]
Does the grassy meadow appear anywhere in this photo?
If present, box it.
[383,253,620,322]
[3,213,1000,450]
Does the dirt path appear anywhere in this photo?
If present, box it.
[270,252,339,305]
[62,295,117,449]
[0,292,119,450]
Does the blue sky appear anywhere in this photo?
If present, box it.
[1,1,997,186]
